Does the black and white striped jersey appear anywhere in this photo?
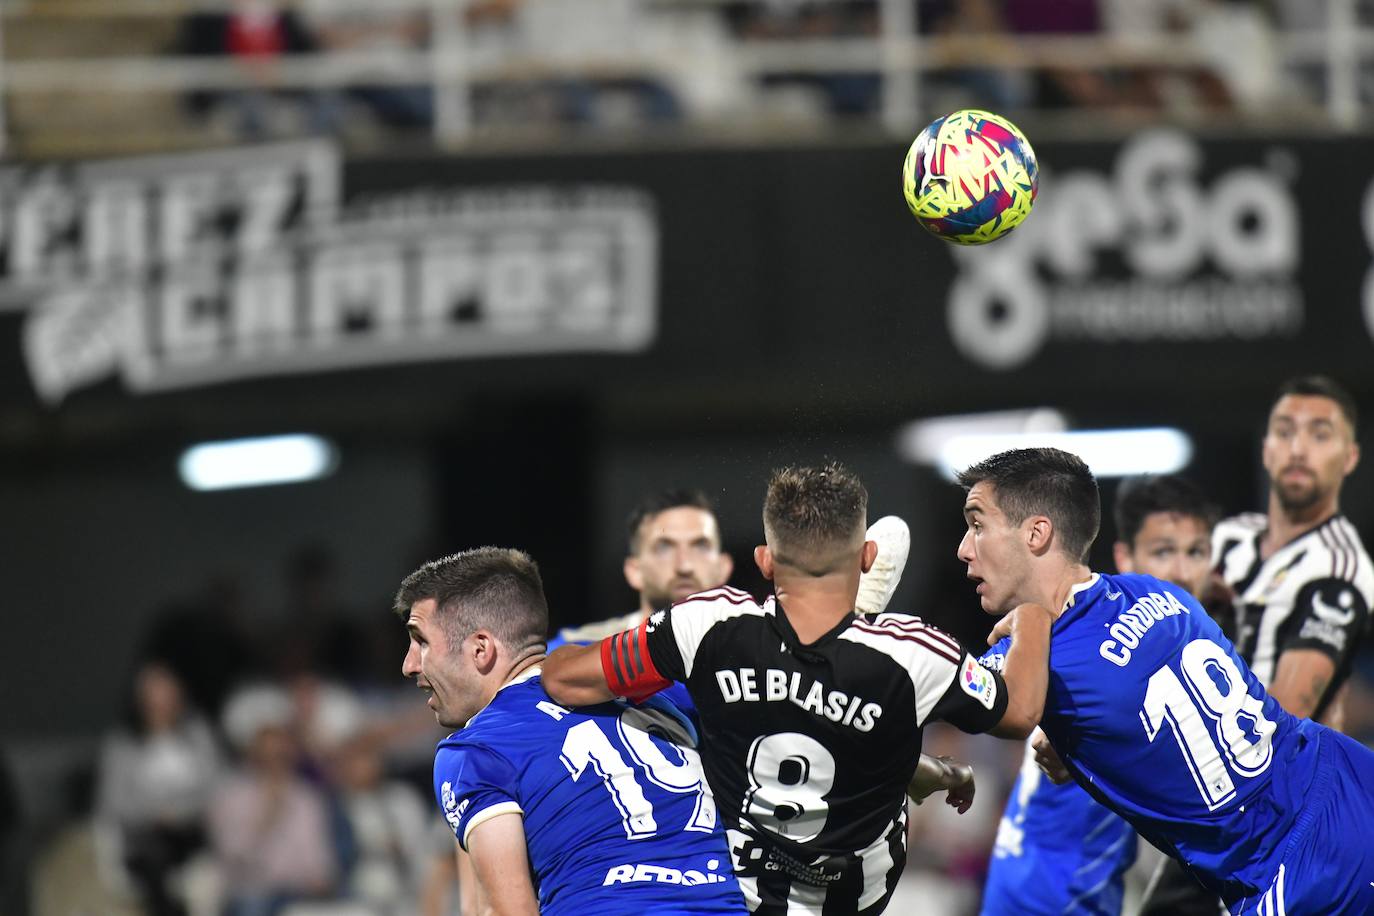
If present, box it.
[603,586,1007,914]
[1213,512,1374,718]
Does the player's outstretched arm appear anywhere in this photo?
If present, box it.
[465,812,539,916]
[908,753,976,814]
[1268,648,1336,720]
[985,602,1054,739]
[543,644,617,707]
[545,625,675,707]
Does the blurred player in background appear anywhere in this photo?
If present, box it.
[544,462,1049,915]
[396,547,746,915]
[981,474,1218,916]
[965,448,1374,914]
[548,488,733,648]
[1213,375,1372,727]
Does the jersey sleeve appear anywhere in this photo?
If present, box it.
[433,742,523,852]
[928,649,1010,734]
[602,614,677,701]
[978,636,1011,672]
[603,589,760,701]
[1282,576,1370,664]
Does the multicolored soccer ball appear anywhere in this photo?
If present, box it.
[902,109,1038,245]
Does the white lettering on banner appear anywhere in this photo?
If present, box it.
[5,142,659,403]
[944,130,1302,370]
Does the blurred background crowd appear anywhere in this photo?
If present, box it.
[4,0,1374,915]
[1,0,1371,157]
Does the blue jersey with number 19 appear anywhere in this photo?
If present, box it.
[433,668,745,915]
[985,572,1374,912]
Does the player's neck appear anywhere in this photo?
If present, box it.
[1032,564,1093,620]
[773,576,857,644]
[502,648,546,687]
[1265,493,1338,558]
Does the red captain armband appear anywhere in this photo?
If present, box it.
[600,622,672,702]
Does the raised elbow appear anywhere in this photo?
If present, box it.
[992,696,1043,740]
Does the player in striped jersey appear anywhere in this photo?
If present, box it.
[1213,375,1373,726]
[544,462,1055,914]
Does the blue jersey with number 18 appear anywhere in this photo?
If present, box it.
[986,572,1312,905]
[433,668,745,915]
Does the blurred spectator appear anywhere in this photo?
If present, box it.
[1097,0,1235,112]
[298,0,434,130]
[325,734,431,914]
[417,819,462,916]
[211,684,337,916]
[724,0,882,117]
[142,575,260,719]
[512,0,684,125]
[178,0,342,141]
[1001,0,1118,109]
[270,543,368,683]
[95,662,222,916]
[918,0,1029,114]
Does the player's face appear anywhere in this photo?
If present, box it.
[1116,511,1212,597]
[1262,394,1359,514]
[402,598,482,728]
[957,482,1034,615]
[626,507,731,609]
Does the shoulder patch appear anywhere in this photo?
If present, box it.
[959,656,998,710]
[441,779,468,832]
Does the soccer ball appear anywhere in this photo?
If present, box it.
[902,109,1038,245]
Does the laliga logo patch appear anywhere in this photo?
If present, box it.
[960,657,998,710]
[646,609,666,633]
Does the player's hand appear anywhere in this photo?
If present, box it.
[909,754,975,814]
[1031,730,1071,785]
[986,602,1052,646]
[940,758,976,815]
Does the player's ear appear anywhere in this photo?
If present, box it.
[1345,439,1361,476]
[1025,516,1054,556]
[860,539,878,574]
[469,630,498,673]
[754,545,774,581]
[623,556,643,592]
[1112,541,1134,575]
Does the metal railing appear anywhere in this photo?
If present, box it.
[0,0,1368,156]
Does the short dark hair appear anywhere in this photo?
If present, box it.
[393,547,548,653]
[1113,475,1218,547]
[763,462,868,574]
[956,448,1100,562]
[626,489,717,554]
[1273,375,1358,436]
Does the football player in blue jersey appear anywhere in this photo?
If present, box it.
[980,474,1220,916]
[395,547,748,916]
[961,447,1374,915]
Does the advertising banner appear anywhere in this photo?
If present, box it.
[1,132,1371,415]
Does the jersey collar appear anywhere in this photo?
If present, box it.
[765,594,857,650]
